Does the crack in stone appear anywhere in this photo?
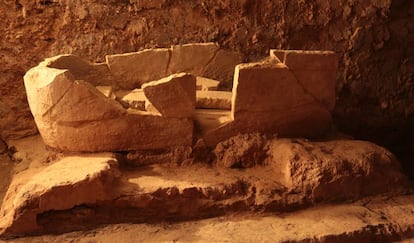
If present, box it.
[286,67,332,112]
[200,47,220,74]
[40,83,73,118]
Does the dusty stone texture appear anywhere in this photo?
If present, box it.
[214,133,269,168]
[24,64,193,152]
[0,153,121,237]
[106,48,170,89]
[268,139,409,202]
[143,73,196,118]
[0,134,410,238]
[0,0,413,175]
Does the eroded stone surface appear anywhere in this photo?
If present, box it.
[0,153,120,236]
[106,48,170,89]
[143,73,196,118]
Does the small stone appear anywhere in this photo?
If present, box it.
[96,86,115,99]
[143,73,196,118]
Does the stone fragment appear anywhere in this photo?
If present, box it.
[202,49,242,84]
[196,91,232,110]
[121,89,146,110]
[168,43,219,76]
[106,48,170,89]
[0,153,121,236]
[196,76,220,91]
[143,73,196,118]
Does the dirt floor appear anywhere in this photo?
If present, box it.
[3,194,414,242]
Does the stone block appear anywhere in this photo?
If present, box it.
[143,73,196,118]
[232,62,317,119]
[196,76,220,91]
[270,50,338,111]
[106,48,170,89]
[202,49,242,83]
[196,91,232,110]
[24,65,194,152]
[168,43,219,76]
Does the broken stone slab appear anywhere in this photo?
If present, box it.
[196,76,220,91]
[120,89,146,110]
[231,61,330,121]
[196,91,232,110]
[106,48,170,89]
[143,73,196,118]
[168,43,219,76]
[24,65,194,152]
[202,49,242,84]
[39,54,115,87]
[270,50,338,111]
[0,153,121,236]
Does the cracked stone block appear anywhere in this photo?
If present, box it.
[232,62,320,119]
[40,54,115,87]
[196,76,220,91]
[196,91,232,110]
[121,89,146,110]
[106,48,170,89]
[24,65,193,152]
[143,73,196,118]
[168,43,219,76]
[270,50,338,110]
[202,49,242,84]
